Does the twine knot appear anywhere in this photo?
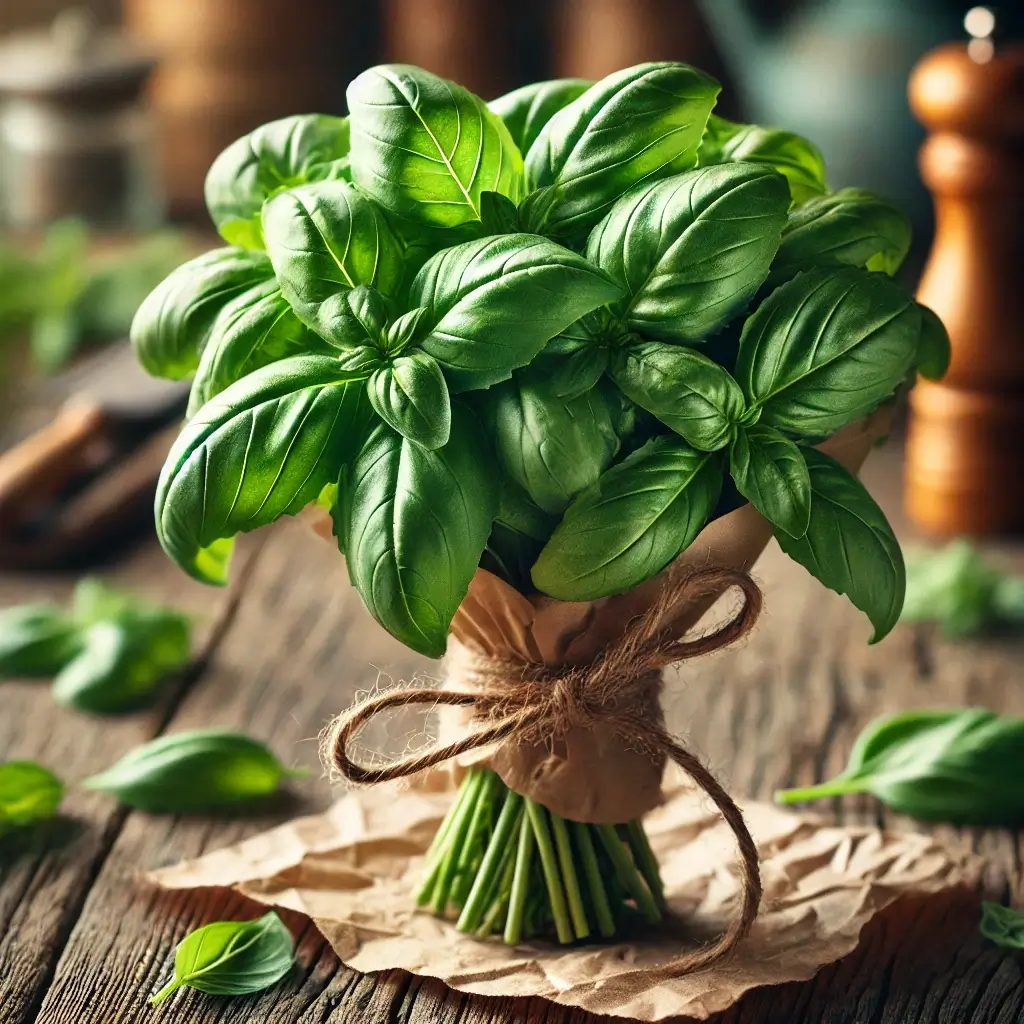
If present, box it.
[324,566,764,975]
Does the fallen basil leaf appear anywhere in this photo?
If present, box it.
[52,609,191,713]
[150,911,295,1006]
[205,113,351,250]
[776,709,1024,826]
[532,436,722,601]
[0,603,80,677]
[72,577,133,624]
[85,730,302,812]
[980,902,1024,950]
[0,761,63,832]
[776,449,904,642]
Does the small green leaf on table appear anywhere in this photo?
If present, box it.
[0,761,63,833]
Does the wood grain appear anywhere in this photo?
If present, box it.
[4,444,1024,1023]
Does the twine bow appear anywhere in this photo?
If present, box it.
[325,567,764,975]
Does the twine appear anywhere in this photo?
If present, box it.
[324,566,764,975]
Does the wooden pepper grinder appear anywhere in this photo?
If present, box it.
[905,8,1024,536]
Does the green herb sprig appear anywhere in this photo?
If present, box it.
[150,911,295,1006]
[775,709,1024,825]
[980,902,1024,950]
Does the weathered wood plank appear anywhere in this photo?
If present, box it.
[16,445,1024,1022]
[0,535,259,1024]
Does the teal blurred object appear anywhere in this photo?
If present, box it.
[697,0,960,230]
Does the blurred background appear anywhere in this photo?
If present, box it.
[0,0,1021,566]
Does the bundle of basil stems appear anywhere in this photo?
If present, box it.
[131,61,948,945]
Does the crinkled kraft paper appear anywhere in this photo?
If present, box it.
[151,774,980,1021]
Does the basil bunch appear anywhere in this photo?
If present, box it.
[133,62,949,657]
[776,709,1024,826]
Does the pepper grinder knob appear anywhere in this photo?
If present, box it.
[904,10,1024,536]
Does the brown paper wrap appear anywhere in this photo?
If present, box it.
[367,404,895,824]
[151,772,979,1021]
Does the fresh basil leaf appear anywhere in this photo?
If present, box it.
[52,609,190,713]
[156,355,373,585]
[188,280,329,415]
[495,475,557,541]
[769,188,912,285]
[383,306,430,354]
[729,425,811,538]
[337,344,384,375]
[205,114,351,250]
[489,78,592,155]
[479,190,520,234]
[776,709,1024,825]
[0,603,80,677]
[776,448,904,642]
[348,64,524,230]
[735,266,920,435]
[981,903,1024,950]
[916,303,951,381]
[131,248,272,380]
[490,372,620,515]
[368,350,451,449]
[262,181,404,343]
[151,911,295,1007]
[543,346,610,399]
[699,115,827,206]
[543,308,611,355]
[522,62,720,244]
[587,163,789,342]
[408,233,622,391]
[0,761,63,831]
[343,406,497,656]
[481,521,545,592]
[85,729,301,812]
[532,435,722,600]
[611,341,745,451]
[345,284,391,343]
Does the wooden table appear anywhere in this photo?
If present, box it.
[2,441,1023,1024]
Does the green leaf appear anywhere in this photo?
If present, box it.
[699,115,827,206]
[775,708,1024,825]
[30,309,80,374]
[610,340,746,451]
[479,190,520,234]
[156,355,374,585]
[131,248,272,380]
[735,267,921,436]
[343,405,498,657]
[151,912,295,1006]
[408,233,622,391]
[522,62,720,244]
[0,761,63,831]
[488,78,593,155]
[72,577,132,624]
[729,425,811,538]
[916,304,950,381]
[776,449,904,642]
[587,164,789,343]
[382,306,430,354]
[347,64,524,230]
[188,279,330,415]
[980,903,1024,950]
[769,188,912,285]
[368,350,451,449]
[489,371,621,515]
[262,181,404,343]
[900,540,1024,637]
[0,603,80,677]
[532,435,722,600]
[544,346,610,400]
[52,609,191,713]
[85,729,301,812]
[205,114,351,250]
[495,475,557,541]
